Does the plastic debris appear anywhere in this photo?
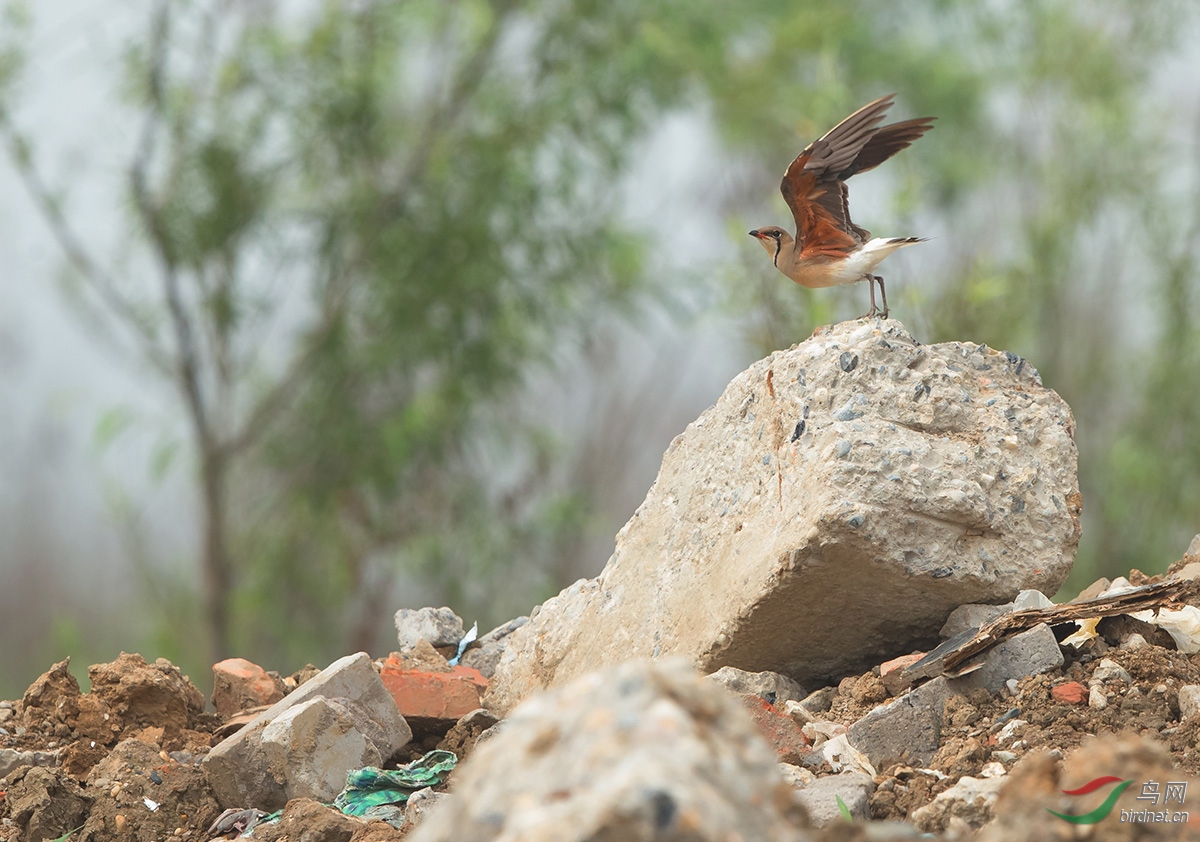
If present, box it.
[332,749,458,828]
[819,733,877,777]
[206,807,268,837]
[1062,616,1100,648]
[1151,605,1200,653]
[449,622,478,667]
[211,751,458,836]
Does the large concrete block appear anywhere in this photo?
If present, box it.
[487,319,1080,714]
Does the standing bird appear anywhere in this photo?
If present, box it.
[749,94,935,318]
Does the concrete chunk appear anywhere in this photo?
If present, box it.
[486,320,1080,715]
[260,697,386,803]
[708,667,805,705]
[410,659,808,842]
[395,607,465,651]
[849,677,953,768]
[202,652,411,811]
[794,772,875,825]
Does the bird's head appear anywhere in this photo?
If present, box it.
[749,227,792,260]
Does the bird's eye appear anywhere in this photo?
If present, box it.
[770,230,781,238]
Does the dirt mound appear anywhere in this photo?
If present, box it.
[5,575,1200,840]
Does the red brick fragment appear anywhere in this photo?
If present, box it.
[1051,681,1088,705]
[380,664,487,722]
[211,658,284,718]
[880,652,927,695]
[738,695,812,765]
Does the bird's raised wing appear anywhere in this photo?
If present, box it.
[780,96,934,260]
[846,116,937,177]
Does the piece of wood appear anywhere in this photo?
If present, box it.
[903,578,1200,682]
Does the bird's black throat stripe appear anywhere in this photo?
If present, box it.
[772,238,781,266]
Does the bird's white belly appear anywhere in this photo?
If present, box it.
[787,238,917,289]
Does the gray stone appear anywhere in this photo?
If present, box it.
[1174,562,1200,582]
[404,787,448,829]
[409,658,809,842]
[708,666,805,706]
[1178,685,1200,720]
[486,320,1080,714]
[799,686,837,714]
[459,616,528,679]
[939,602,1012,639]
[850,625,1061,767]
[259,697,389,803]
[1188,534,1200,557]
[395,607,466,651]
[0,748,59,779]
[849,677,953,767]
[203,652,412,811]
[1121,632,1149,649]
[1091,658,1132,684]
[947,623,1064,694]
[911,774,1005,833]
[777,762,817,787]
[794,772,875,825]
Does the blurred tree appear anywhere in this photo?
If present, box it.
[0,0,1196,682]
[0,0,726,666]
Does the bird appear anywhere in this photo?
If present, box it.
[749,94,934,319]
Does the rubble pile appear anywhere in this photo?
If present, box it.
[3,319,1198,841]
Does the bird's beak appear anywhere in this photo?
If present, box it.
[748,230,761,238]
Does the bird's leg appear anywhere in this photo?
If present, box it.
[875,275,889,319]
[860,275,879,319]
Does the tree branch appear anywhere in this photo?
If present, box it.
[129,0,215,453]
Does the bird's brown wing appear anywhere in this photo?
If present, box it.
[780,96,935,259]
[843,116,937,178]
[780,95,898,258]
[780,171,859,259]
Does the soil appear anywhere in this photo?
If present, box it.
[4,565,1200,840]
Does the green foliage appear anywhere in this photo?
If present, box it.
[220,1,704,658]
[837,794,853,822]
